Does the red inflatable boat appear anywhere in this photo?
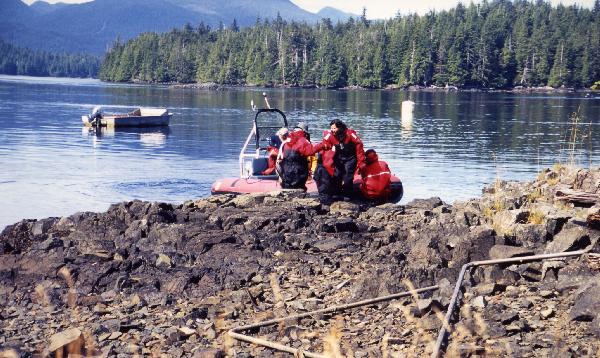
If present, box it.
[211,96,403,202]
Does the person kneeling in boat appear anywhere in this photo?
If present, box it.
[359,149,392,202]
[277,127,328,190]
[262,134,282,175]
[294,121,318,177]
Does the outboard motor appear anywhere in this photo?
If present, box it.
[89,106,103,128]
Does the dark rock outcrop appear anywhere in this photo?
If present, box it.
[1,166,599,356]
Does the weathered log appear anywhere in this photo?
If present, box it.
[555,188,600,206]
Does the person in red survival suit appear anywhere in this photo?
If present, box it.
[262,134,282,175]
[359,149,392,202]
[278,128,328,190]
[314,119,365,203]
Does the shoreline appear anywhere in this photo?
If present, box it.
[2,74,597,94]
[168,81,599,94]
[1,166,599,356]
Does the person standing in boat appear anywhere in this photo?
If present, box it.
[314,119,366,203]
[277,126,328,190]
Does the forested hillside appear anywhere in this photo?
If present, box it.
[100,0,600,89]
[0,40,100,78]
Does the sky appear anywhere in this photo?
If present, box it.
[21,0,597,19]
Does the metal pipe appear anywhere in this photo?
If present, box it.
[238,124,256,178]
[229,285,439,356]
[263,92,271,109]
[232,285,438,332]
[229,331,326,358]
[431,247,593,358]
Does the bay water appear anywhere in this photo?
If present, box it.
[1,75,598,229]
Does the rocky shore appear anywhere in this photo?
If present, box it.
[1,166,599,357]
[167,82,600,94]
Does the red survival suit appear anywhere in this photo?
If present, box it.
[360,150,392,201]
[314,128,365,202]
[262,145,279,175]
[279,130,327,189]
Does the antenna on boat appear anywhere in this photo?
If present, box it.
[262,92,271,109]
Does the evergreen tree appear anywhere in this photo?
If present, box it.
[94,0,598,89]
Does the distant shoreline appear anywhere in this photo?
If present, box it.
[168,81,599,94]
[1,74,598,94]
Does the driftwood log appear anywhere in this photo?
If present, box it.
[555,188,600,206]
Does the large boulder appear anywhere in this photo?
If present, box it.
[544,226,590,253]
[569,284,600,321]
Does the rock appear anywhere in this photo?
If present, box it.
[164,327,181,343]
[587,210,600,230]
[569,284,600,321]
[47,328,83,353]
[511,224,548,246]
[471,296,486,308]
[178,326,196,337]
[329,201,360,216]
[520,299,533,309]
[156,254,172,268]
[290,197,321,209]
[232,193,267,208]
[417,298,433,312]
[332,218,359,232]
[488,245,534,259]
[101,319,121,332]
[192,348,225,358]
[499,310,519,324]
[505,320,527,333]
[545,226,590,253]
[32,218,57,236]
[546,216,569,236]
[2,167,600,357]
[540,308,554,319]
[420,315,441,330]
[492,209,529,233]
[474,283,500,296]
[204,326,216,340]
[406,197,444,210]
[481,266,520,286]
[591,315,600,338]
[108,332,122,340]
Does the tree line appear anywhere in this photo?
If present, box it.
[0,39,100,78]
[100,0,600,89]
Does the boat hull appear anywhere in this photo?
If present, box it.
[211,175,403,203]
[82,114,171,127]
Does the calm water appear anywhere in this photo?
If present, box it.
[1,75,599,229]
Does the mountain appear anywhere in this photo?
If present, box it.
[0,0,346,55]
[0,0,34,22]
[166,0,319,25]
[316,6,357,23]
[29,1,70,15]
[1,0,215,54]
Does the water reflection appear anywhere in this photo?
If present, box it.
[82,126,171,150]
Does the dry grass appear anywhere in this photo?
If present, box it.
[0,350,19,358]
[526,187,543,204]
[322,316,344,358]
[567,109,582,167]
[528,209,546,225]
